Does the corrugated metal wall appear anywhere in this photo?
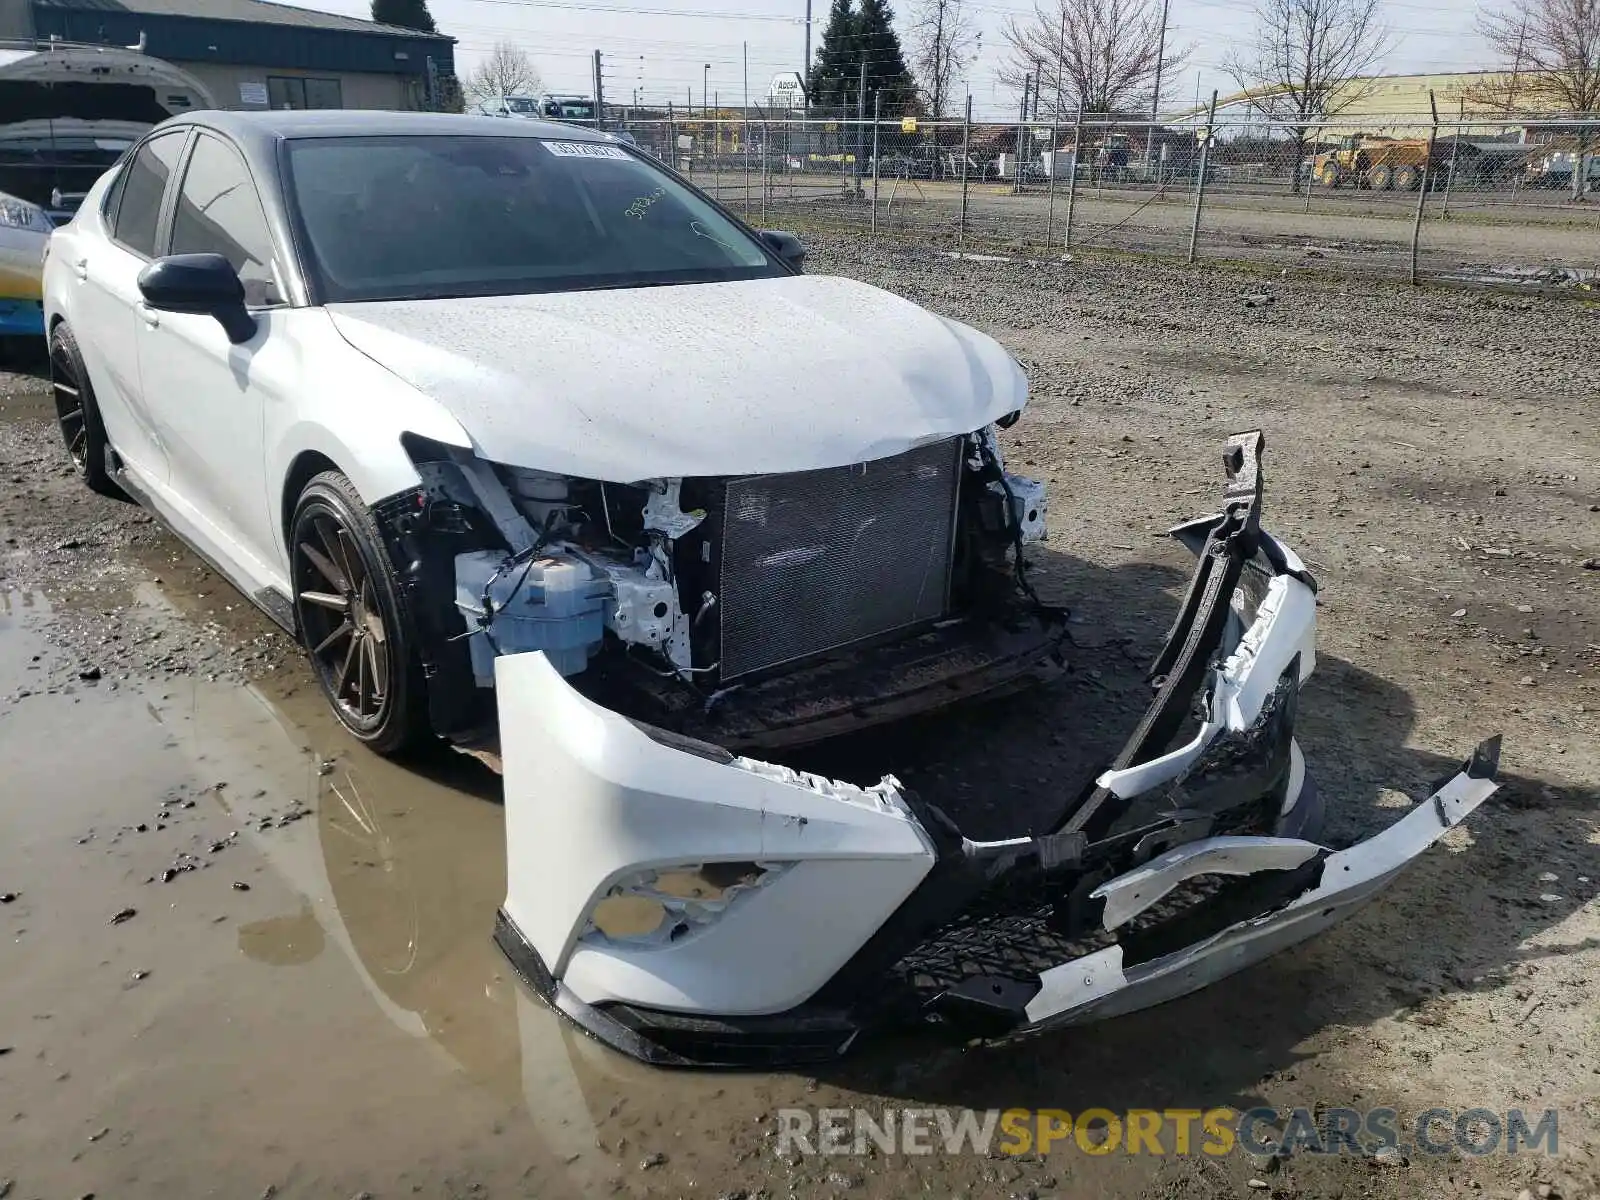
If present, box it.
[29,4,455,78]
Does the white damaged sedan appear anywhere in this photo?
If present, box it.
[44,110,1501,1066]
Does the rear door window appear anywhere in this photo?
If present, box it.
[111,130,185,258]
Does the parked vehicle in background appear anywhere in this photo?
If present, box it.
[1530,149,1599,190]
[536,94,596,121]
[0,38,211,338]
[1312,133,1446,191]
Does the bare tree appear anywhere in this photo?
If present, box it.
[998,0,1185,116]
[465,42,543,108]
[1223,0,1390,191]
[909,0,981,117]
[1471,0,1600,199]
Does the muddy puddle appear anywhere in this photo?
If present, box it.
[2,582,849,1196]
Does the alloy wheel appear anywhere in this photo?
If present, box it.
[294,509,393,729]
[49,336,89,475]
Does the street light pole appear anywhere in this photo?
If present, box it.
[703,64,710,119]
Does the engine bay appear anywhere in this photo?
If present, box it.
[373,427,1061,752]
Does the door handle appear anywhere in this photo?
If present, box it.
[71,257,88,282]
[137,304,160,330]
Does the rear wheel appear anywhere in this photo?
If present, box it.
[48,322,125,500]
[1368,164,1394,190]
[290,470,429,756]
[1394,165,1420,191]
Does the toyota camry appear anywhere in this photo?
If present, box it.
[43,109,1500,1067]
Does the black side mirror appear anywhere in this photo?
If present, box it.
[137,253,256,344]
[759,229,805,271]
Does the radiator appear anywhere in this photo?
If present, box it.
[717,438,963,680]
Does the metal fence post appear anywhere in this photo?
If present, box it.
[1440,97,1463,220]
[959,94,972,248]
[1043,23,1066,253]
[1044,112,1060,251]
[1187,90,1218,265]
[1410,91,1439,285]
[1064,103,1083,251]
[871,91,882,234]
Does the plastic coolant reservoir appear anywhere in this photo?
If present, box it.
[454,550,607,684]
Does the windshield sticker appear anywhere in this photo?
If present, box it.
[543,141,631,160]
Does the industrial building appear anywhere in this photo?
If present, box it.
[2,0,456,111]
[1184,70,1569,138]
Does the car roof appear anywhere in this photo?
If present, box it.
[156,108,607,153]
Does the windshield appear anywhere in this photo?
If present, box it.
[503,97,538,114]
[285,134,784,302]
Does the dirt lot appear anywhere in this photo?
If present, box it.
[1,240,1597,1199]
[703,171,1600,279]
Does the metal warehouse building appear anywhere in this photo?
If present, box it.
[1,0,456,111]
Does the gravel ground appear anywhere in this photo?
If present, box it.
[1,241,1597,1199]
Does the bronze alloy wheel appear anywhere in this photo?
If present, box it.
[289,470,426,754]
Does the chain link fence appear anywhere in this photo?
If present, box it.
[607,109,1600,288]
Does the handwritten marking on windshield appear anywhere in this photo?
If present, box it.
[624,186,667,220]
[690,221,739,253]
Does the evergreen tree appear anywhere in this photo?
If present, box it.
[371,0,437,34]
[807,0,920,115]
[856,0,917,114]
[807,0,859,112]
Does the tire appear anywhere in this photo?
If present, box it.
[290,470,430,756]
[1318,163,1341,188]
[1394,165,1420,191]
[1368,164,1394,191]
[48,322,127,501]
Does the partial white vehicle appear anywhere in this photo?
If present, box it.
[42,110,1501,1067]
[0,39,211,338]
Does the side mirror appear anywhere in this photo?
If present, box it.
[759,229,805,271]
[137,253,256,344]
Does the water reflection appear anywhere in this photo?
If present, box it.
[170,671,763,1191]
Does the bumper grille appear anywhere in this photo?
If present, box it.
[718,439,963,680]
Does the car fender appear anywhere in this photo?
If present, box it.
[265,308,475,564]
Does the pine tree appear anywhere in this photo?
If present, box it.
[856,0,917,114]
[807,0,919,116]
[371,0,437,34]
[807,0,858,111]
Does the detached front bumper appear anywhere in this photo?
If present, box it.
[493,432,1501,1067]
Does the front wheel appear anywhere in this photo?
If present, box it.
[290,470,430,756]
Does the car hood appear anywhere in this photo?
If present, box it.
[325,274,1025,480]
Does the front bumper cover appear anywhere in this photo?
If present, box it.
[493,431,1502,1067]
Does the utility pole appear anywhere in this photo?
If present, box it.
[592,50,603,126]
[804,0,813,96]
[703,64,710,119]
[1147,0,1170,166]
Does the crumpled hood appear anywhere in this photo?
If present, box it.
[326,274,1026,480]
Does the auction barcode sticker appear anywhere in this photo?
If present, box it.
[542,141,631,160]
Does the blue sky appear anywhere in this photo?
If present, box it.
[282,0,1494,120]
